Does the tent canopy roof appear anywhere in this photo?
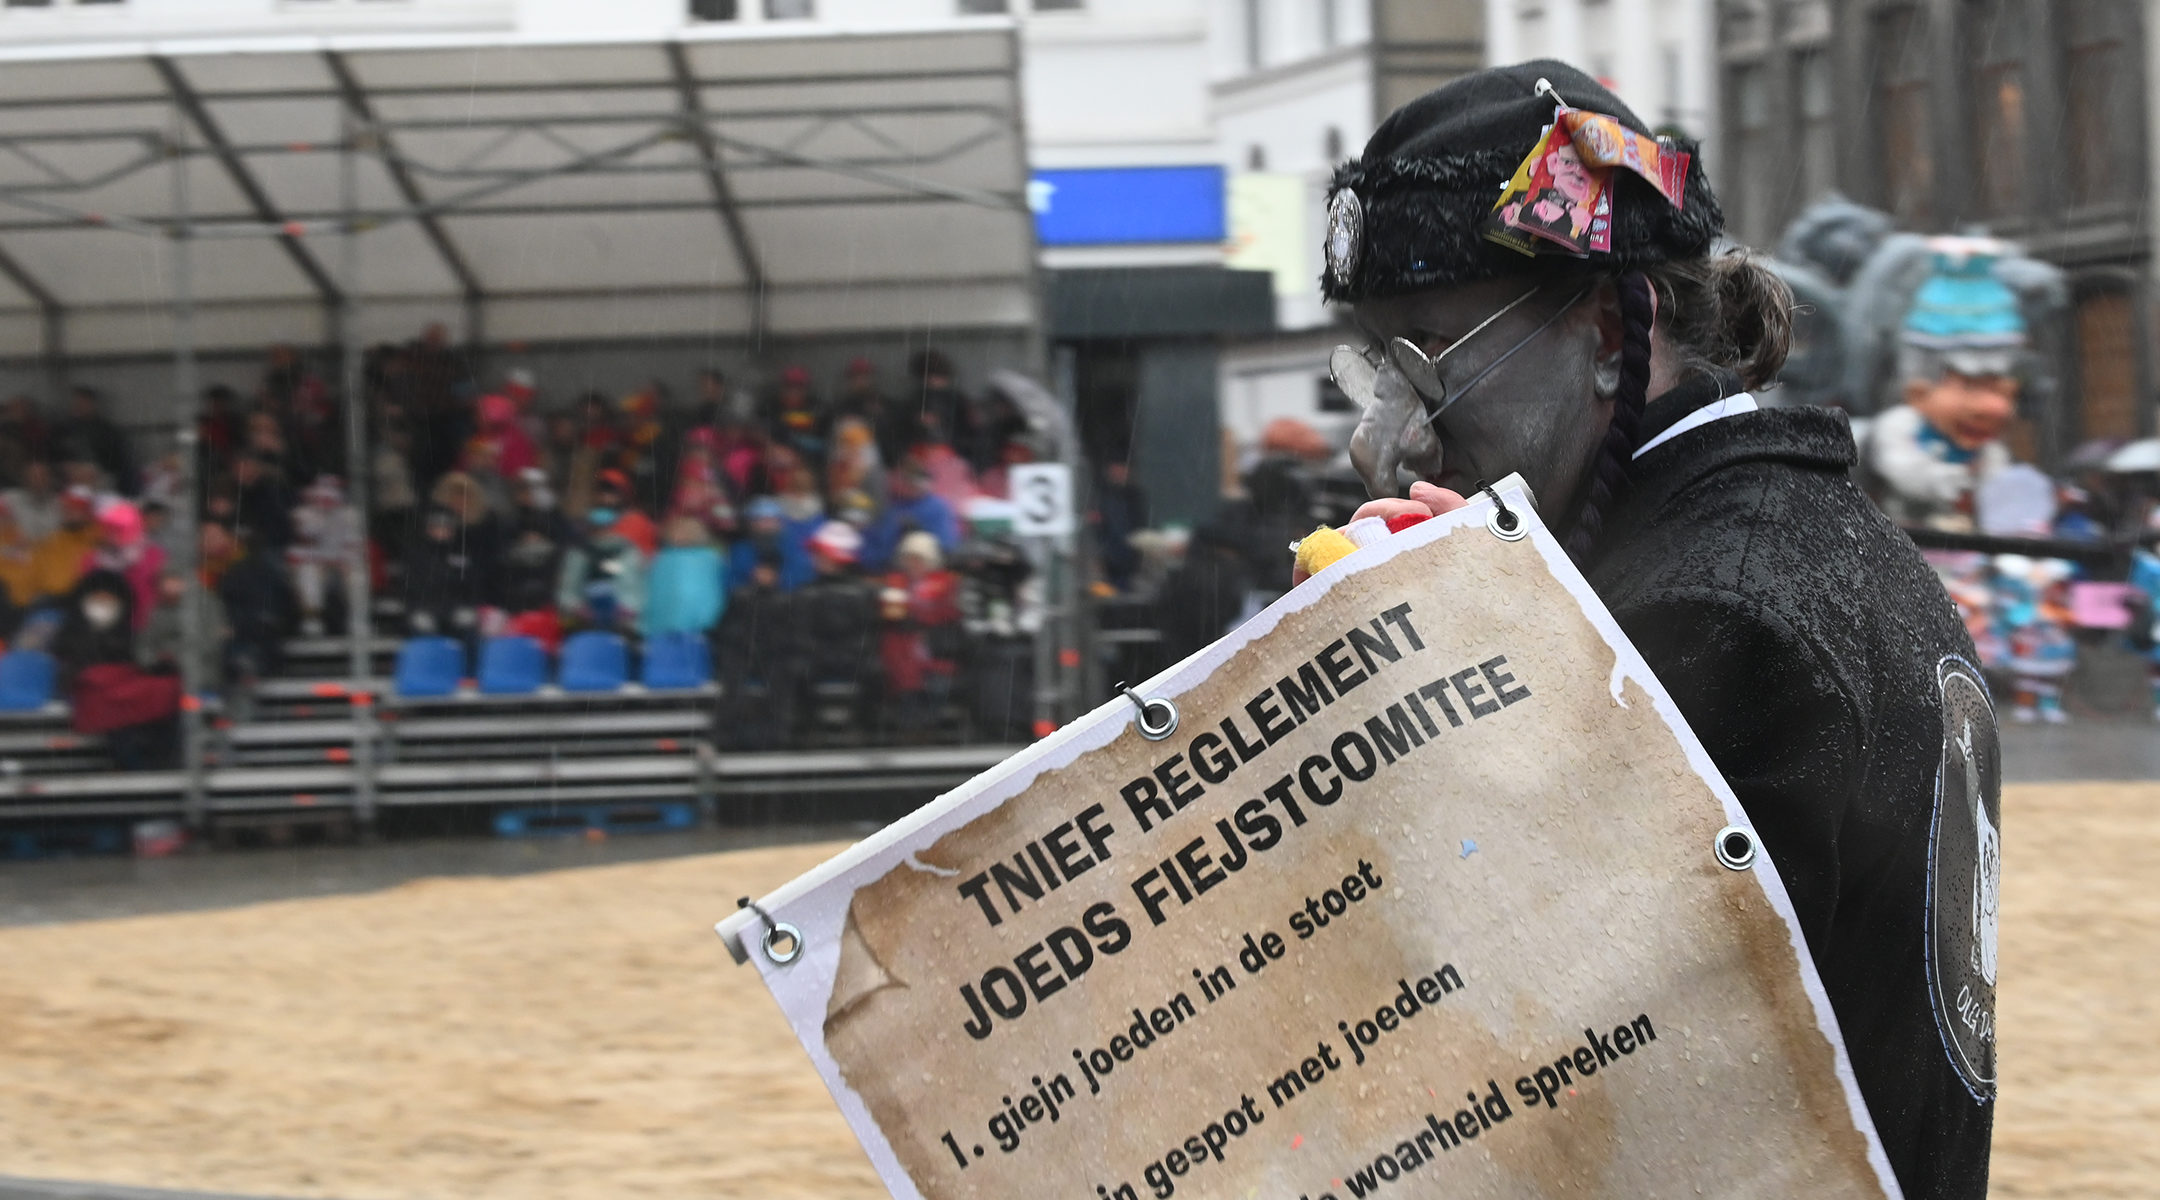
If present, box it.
[0,23,1036,356]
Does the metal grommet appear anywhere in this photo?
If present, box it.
[1480,481,1527,542]
[738,896,804,965]
[1714,825,1757,871]
[1117,684,1180,741]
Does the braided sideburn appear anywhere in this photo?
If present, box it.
[1564,271,1655,565]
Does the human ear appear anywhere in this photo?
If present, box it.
[1589,278,1624,400]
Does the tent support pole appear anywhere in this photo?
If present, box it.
[341,109,379,836]
[170,122,209,836]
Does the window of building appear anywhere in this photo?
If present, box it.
[958,0,1007,11]
[1032,0,1083,10]
[2062,0,2142,208]
[1725,61,1773,243]
[1323,126,1343,161]
[1660,43,1683,127]
[1966,0,2025,219]
[2075,289,2139,440]
[689,0,739,19]
[1243,0,1265,71]
[1795,47,1836,208]
[1319,0,1338,50]
[1,0,126,7]
[764,0,813,17]
[1246,144,1267,171]
[1872,4,1934,228]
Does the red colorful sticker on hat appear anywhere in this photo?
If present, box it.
[1486,80,1689,259]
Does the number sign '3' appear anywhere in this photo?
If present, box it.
[1010,464,1076,538]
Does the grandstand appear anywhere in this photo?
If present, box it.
[0,621,1022,843]
[0,24,1056,853]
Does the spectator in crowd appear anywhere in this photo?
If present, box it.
[51,386,137,496]
[669,427,735,533]
[138,450,182,510]
[1201,417,1330,618]
[959,384,1028,476]
[267,346,339,488]
[825,416,885,521]
[548,393,616,519]
[87,500,165,633]
[403,504,490,642]
[469,391,538,480]
[615,386,669,512]
[405,322,470,488]
[730,496,811,593]
[643,514,727,638]
[140,499,183,565]
[496,468,572,621]
[212,520,295,694]
[908,350,970,451]
[28,487,101,608]
[833,356,910,468]
[557,500,647,636]
[591,468,659,557]
[196,515,243,589]
[769,365,825,468]
[878,530,962,733]
[793,520,879,728]
[1094,456,1148,594]
[1,459,60,542]
[0,394,47,485]
[0,500,33,637]
[53,566,178,770]
[136,570,206,676]
[861,457,961,571]
[371,420,419,551]
[288,476,362,637]
[704,385,771,499]
[461,436,514,518]
[229,450,296,551]
[58,456,118,507]
[196,385,242,474]
[915,437,982,511]
[713,535,795,751]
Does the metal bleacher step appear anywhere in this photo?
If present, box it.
[492,800,698,839]
[2,821,131,859]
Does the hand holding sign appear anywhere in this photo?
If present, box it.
[718,481,1900,1200]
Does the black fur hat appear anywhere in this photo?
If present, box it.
[1322,60,1723,303]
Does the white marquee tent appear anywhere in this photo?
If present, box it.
[0,23,1038,359]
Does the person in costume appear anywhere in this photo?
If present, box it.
[1303,62,1993,1195]
[1865,247,2022,529]
[2127,547,2160,722]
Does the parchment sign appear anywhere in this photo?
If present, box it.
[718,483,1902,1200]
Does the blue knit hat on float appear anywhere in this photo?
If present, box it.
[1902,246,2026,377]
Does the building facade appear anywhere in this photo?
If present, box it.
[1484,0,1720,146]
[1210,0,1484,479]
[1718,0,2155,452]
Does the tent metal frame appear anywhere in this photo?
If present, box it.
[0,29,1058,828]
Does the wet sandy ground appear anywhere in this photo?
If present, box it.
[0,783,2152,1199]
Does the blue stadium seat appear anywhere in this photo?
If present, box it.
[392,636,465,698]
[559,631,630,692]
[641,632,712,690]
[0,650,56,711]
[477,636,549,695]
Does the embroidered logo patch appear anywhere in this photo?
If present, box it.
[1325,190,1363,289]
[1927,655,2000,1102]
